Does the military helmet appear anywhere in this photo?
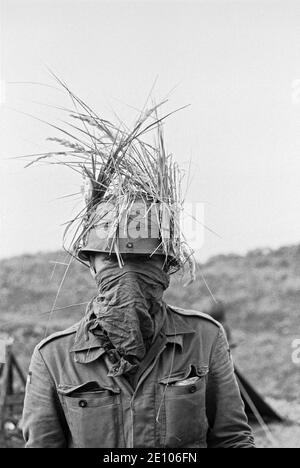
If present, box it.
[77,197,177,264]
[26,88,195,278]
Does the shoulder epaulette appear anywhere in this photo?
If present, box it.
[37,322,80,350]
[169,305,222,328]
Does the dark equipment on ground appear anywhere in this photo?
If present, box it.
[235,367,283,424]
[0,338,26,448]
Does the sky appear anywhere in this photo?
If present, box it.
[0,0,300,262]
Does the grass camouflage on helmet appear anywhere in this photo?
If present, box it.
[24,74,196,279]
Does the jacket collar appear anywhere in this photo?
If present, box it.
[70,322,106,363]
[70,304,195,362]
[164,305,196,336]
[164,305,195,350]
[71,329,103,353]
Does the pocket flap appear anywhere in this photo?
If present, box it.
[160,364,209,385]
[57,381,120,396]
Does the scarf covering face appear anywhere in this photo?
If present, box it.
[85,259,169,377]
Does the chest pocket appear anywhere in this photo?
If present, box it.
[57,381,123,448]
[159,365,209,448]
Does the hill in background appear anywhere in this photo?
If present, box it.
[0,244,299,403]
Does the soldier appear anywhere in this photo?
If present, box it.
[22,97,255,448]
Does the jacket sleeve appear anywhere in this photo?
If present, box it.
[22,346,68,448]
[206,327,255,448]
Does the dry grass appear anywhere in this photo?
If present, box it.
[16,75,194,275]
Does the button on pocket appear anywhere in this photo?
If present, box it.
[79,399,87,408]
[58,382,123,448]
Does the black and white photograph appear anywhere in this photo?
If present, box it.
[0,0,299,451]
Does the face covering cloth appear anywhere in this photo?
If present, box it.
[84,259,169,377]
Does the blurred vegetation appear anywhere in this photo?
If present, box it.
[0,245,299,403]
